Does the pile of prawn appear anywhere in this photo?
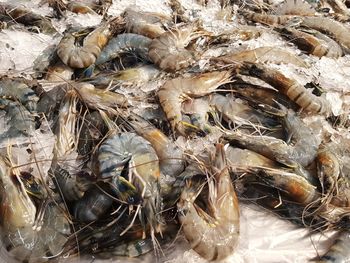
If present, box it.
[1,0,350,262]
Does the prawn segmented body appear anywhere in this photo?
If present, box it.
[301,16,350,51]
[276,27,343,58]
[241,63,331,116]
[148,26,204,72]
[241,10,299,26]
[96,33,152,65]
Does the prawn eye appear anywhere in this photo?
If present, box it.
[128,196,135,204]
[128,195,142,205]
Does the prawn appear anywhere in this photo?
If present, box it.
[208,93,280,130]
[89,64,161,88]
[0,78,39,113]
[213,46,308,68]
[95,33,152,65]
[240,10,299,26]
[316,150,340,203]
[123,8,173,39]
[148,25,207,72]
[57,17,125,68]
[0,99,36,144]
[97,132,163,234]
[177,144,240,261]
[300,16,350,51]
[0,153,70,262]
[240,63,331,116]
[242,166,319,204]
[158,70,231,135]
[53,90,79,165]
[225,146,278,169]
[276,26,343,58]
[223,105,321,169]
[317,231,350,262]
[0,155,37,261]
[211,26,263,44]
[0,3,56,34]
[74,83,128,115]
[73,183,114,222]
[228,80,299,111]
[241,184,325,228]
[226,146,316,199]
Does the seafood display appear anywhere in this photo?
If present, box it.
[1,0,350,262]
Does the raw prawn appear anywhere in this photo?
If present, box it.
[123,8,173,38]
[148,25,206,72]
[57,17,124,68]
[213,46,308,68]
[74,83,128,115]
[241,10,299,26]
[95,33,152,65]
[86,64,161,88]
[97,132,162,233]
[73,183,114,222]
[53,90,78,164]
[0,78,39,113]
[0,3,56,34]
[0,155,37,261]
[223,106,321,168]
[208,93,280,130]
[158,70,231,135]
[317,231,350,262]
[241,63,331,116]
[177,144,240,261]
[301,16,350,51]
[276,27,343,58]
[242,166,319,204]
[229,80,299,111]
[0,155,70,263]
